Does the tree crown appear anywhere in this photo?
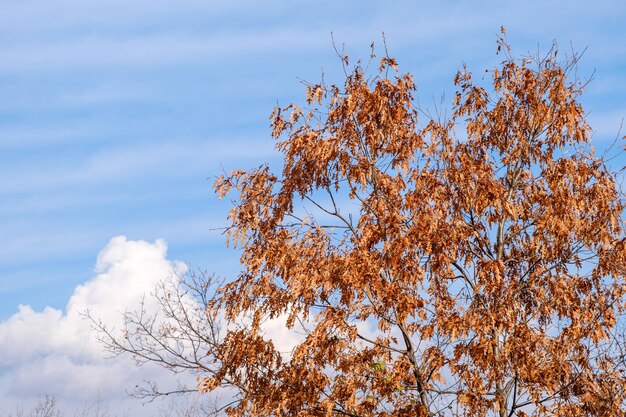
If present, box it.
[97,32,626,417]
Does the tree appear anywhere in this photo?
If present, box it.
[95,31,626,417]
[1,392,208,417]
[3,396,60,417]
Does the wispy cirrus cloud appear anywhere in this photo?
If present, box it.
[0,136,275,192]
[0,29,327,74]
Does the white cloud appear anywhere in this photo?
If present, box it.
[0,236,187,414]
[259,313,310,357]
[0,235,312,415]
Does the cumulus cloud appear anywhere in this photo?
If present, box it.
[0,236,187,413]
[0,235,307,415]
[0,234,384,416]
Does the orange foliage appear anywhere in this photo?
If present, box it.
[210,32,626,417]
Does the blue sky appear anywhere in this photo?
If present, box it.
[0,0,624,414]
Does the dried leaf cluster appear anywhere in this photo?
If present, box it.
[211,33,625,417]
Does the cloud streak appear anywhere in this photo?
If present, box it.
[0,29,328,74]
[0,136,276,192]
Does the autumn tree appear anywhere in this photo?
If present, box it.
[96,32,626,417]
